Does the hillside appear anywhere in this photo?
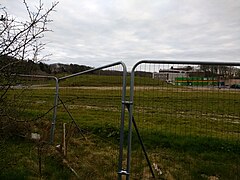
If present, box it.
[0,55,93,75]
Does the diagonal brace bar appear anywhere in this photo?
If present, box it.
[125,102,155,179]
[58,96,86,140]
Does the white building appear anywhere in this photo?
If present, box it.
[152,70,188,84]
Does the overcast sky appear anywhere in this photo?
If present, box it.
[2,0,240,68]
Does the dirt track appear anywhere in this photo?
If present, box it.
[11,85,240,93]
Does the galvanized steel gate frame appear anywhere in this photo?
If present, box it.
[14,74,59,144]
[56,61,128,179]
[125,60,240,180]
[16,60,240,179]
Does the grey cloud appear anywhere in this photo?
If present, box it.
[2,0,240,67]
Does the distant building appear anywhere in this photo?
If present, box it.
[152,66,224,86]
[152,70,188,84]
[175,77,220,86]
[224,79,240,86]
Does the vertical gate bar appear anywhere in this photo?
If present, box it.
[50,77,59,144]
[118,62,128,180]
[126,66,137,180]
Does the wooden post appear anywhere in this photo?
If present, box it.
[63,123,66,157]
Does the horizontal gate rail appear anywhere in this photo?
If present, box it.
[59,61,127,81]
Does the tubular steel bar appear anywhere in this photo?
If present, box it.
[125,103,155,178]
[58,61,126,81]
[57,61,128,179]
[16,74,59,144]
[57,96,86,140]
[126,70,135,180]
[127,59,240,179]
[51,77,59,144]
[117,62,128,180]
[132,59,240,68]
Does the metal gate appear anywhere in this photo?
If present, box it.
[0,74,62,178]
[2,60,240,179]
[127,60,240,179]
[4,74,58,141]
[56,61,128,179]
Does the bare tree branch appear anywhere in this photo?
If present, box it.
[0,1,58,63]
[0,1,58,136]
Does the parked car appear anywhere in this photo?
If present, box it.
[230,84,240,89]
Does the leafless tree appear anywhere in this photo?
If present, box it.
[0,0,58,71]
[0,0,58,137]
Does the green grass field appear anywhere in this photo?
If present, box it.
[1,74,239,179]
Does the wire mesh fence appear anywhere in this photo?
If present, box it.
[0,74,63,178]
[0,74,58,140]
[128,61,240,179]
[57,62,127,179]
[1,60,240,179]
